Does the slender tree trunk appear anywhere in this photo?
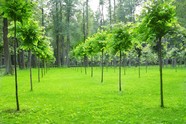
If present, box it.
[146,60,148,73]
[175,58,177,72]
[108,0,112,29]
[3,18,13,75]
[55,2,61,67]
[119,50,122,91]
[123,56,126,75]
[59,1,65,66]
[61,35,65,66]
[138,57,141,78]
[42,59,44,78]
[14,18,20,111]
[28,50,33,91]
[101,50,104,83]
[43,60,46,75]
[91,56,93,77]
[66,15,70,66]
[84,0,89,74]
[84,57,87,74]
[113,0,116,23]
[158,37,164,108]
[38,58,40,82]
[86,0,89,37]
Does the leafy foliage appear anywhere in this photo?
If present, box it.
[110,23,132,54]
[2,0,33,23]
[140,0,176,39]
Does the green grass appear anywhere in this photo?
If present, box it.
[0,66,186,124]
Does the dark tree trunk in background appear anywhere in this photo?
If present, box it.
[123,56,126,75]
[19,50,25,69]
[82,2,87,74]
[113,0,116,23]
[59,1,65,66]
[146,61,148,73]
[66,7,70,67]
[3,18,13,75]
[158,37,164,108]
[108,0,112,29]
[31,54,37,68]
[86,0,89,37]
[55,2,61,67]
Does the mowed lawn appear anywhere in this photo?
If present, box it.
[0,66,186,124]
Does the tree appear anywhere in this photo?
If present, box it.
[134,43,142,78]
[139,0,176,107]
[2,0,33,111]
[110,23,132,91]
[0,0,13,75]
[93,31,108,83]
[3,18,13,75]
[18,20,41,91]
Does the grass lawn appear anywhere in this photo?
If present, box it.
[0,66,186,124]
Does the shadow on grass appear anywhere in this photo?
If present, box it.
[1,108,29,114]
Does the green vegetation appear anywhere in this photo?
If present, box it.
[0,67,185,123]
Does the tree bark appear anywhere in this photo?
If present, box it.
[14,18,20,111]
[158,37,164,108]
[3,18,13,75]
[59,1,65,66]
[119,50,122,91]
[66,8,70,67]
[108,0,112,29]
[91,57,93,77]
[113,0,116,23]
[55,1,61,67]
[19,50,25,69]
[138,57,141,78]
[38,58,40,82]
[28,50,33,91]
[101,49,104,83]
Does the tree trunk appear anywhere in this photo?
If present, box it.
[113,0,116,23]
[28,50,33,91]
[3,18,13,75]
[42,59,44,78]
[55,2,61,67]
[101,50,104,83]
[14,18,20,111]
[38,58,40,82]
[108,0,112,29]
[59,1,65,66]
[175,58,177,72]
[61,35,65,66]
[119,50,122,91]
[138,57,141,78]
[91,57,93,77]
[158,37,164,108]
[19,50,25,69]
[84,56,87,75]
[146,60,148,73]
[86,0,89,37]
[31,54,37,68]
[66,10,70,66]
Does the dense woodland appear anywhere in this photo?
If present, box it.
[0,0,185,71]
